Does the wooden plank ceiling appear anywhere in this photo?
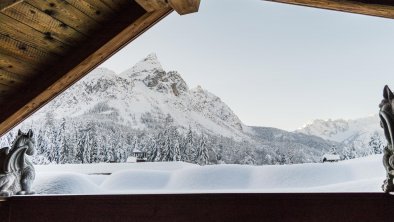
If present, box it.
[0,0,393,137]
[0,0,200,136]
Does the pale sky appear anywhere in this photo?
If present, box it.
[100,0,394,131]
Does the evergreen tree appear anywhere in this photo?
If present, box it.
[343,144,357,160]
[369,132,383,154]
[196,134,209,165]
[184,127,194,162]
[329,145,338,155]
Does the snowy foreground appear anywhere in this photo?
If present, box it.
[33,155,385,194]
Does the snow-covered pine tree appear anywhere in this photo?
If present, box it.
[369,132,383,154]
[329,145,338,155]
[89,124,100,163]
[75,122,95,163]
[183,126,194,162]
[57,118,67,164]
[286,147,296,165]
[160,130,174,161]
[170,127,181,161]
[196,134,209,165]
[0,130,14,148]
[43,112,57,163]
[343,144,357,160]
[63,123,77,164]
[151,131,164,161]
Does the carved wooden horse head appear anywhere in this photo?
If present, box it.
[0,129,36,196]
[11,129,35,156]
[4,129,36,174]
[379,85,394,148]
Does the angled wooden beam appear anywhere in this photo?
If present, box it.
[136,0,200,15]
[135,0,169,12]
[0,3,173,136]
[169,0,201,15]
[264,0,394,19]
[0,0,23,11]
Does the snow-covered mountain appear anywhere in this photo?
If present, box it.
[32,53,245,139]
[297,115,385,157]
[1,54,350,165]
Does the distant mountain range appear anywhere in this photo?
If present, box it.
[0,54,383,165]
[297,115,385,157]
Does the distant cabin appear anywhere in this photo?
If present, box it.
[131,148,147,162]
[322,154,341,163]
[126,156,137,163]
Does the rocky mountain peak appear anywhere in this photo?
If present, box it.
[115,53,188,96]
[135,53,163,71]
[142,70,188,96]
[120,53,164,80]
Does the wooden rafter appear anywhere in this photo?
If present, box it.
[0,0,203,136]
[0,0,23,11]
[169,0,201,15]
[136,0,200,15]
[0,2,173,136]
[264,0,394,19]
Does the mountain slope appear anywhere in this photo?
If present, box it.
[31,53,245,139]
[297,115,385,157]
[2,54,347,165]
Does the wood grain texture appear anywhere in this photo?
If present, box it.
[0,68,25,85]
[26,0,100,35]
[3,193,394,222]
[0,51,41,76]
[0,33,57,66]
[0,3,172,136]
[135,0,200,15]
[135,0,169,12]
[99,0,130,12]
[0,0,23,11]
[169,0,201,15]
[0,13,68,56]
[2,2,86,46]
[66,0,114,23]
[0,83,13,96]
[264,0,394,19]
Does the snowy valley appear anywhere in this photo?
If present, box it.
[33,155,385,194]
[0,54,385,166]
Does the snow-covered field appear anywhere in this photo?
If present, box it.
[33,155,385,195]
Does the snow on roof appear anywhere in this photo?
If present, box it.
[126,156,137,163]
[132,148,143,153]
[322,154,341,160]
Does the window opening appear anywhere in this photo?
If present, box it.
[1,0,393,195]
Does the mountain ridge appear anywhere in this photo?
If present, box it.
[1,53,371,165]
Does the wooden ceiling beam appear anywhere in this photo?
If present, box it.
[0,51,42,76]
[66,0,114,23]
[0,2,173,136]
[0,0,23,11]
[0,13,69,56]
[264,0,394,19]
[0,69,26,85]
[135,0,200,15]
[2,2,87,46]
[135,0,169,12]
[26,0,101,36]
[169,0,200,15]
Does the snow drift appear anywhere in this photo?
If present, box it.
[33,155,385,194]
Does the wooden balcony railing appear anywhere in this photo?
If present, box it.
[1,193,394,221]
